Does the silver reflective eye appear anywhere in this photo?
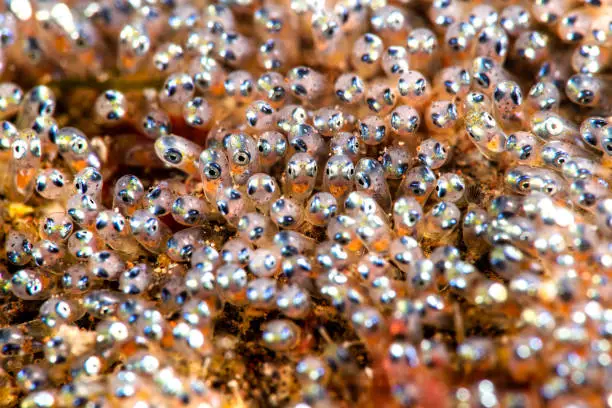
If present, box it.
[204,163,222,180]
[233,150,251,165]
[164,148,183,164]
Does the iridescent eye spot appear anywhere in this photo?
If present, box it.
[205,163,222,179]
[163,148,183,164]
[233,151,251,165]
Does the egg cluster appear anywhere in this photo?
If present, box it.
[0,0,611,406]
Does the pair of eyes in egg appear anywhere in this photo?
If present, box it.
[257,138,288,155]
[166,148,250,168]
[287,162,318,178]
[325,165,355,178]
[583,131,612,154]
[95,215,125,233]
[12,139,41,160]
[513,174,558,194]
[43,218,72,233]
